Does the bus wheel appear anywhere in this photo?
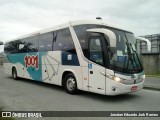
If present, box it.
[12,67,18,80]
[64,73,77,94]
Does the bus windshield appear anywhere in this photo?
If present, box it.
[106,29,143,74]
[73,24,143,74]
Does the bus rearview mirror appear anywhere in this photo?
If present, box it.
[86,28,116,47]
[0,41,3,45]
[136,37,151,52]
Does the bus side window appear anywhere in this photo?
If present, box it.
[53,28,75,53]
[10,40,23,54]
[4,42,12,54]
[26,36,39,52]
[39,32,53,52]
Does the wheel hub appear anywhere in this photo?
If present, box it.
[67,77,75,91]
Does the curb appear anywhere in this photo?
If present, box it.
[143,85,160,91]
[146,75,160,78]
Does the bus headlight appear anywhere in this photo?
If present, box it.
[105,74,123,83]
[141,75,145,80]
[112,76,121,82]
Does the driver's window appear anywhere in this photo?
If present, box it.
[89,37,104,65]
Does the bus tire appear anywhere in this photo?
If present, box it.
[64,73,78,94]
[12,67,18,80]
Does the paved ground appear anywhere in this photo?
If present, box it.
[0,67,160,120]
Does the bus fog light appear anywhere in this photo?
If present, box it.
[112,87,116,91]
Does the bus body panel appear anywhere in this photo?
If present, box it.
[81,66,89,91]
[88,62,106,94]
[3,63,13,76]
[3,50,82,88]
[59,66,82,90]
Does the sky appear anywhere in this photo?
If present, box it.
[0,0,160,52]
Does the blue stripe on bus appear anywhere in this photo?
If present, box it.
[61,52,80,66]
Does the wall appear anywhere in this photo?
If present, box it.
[142,54,160,74]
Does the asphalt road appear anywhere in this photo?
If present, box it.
[0,67,160,120]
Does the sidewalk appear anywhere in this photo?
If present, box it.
[144,77,160,91]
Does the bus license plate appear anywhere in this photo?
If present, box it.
[131,86,137,91]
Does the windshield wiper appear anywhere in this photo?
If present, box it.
[129,43,139,68]
[129,43,143,70]
[125,42,135,72]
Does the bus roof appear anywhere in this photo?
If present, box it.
[70,20,132,32]
[6,20,133,42]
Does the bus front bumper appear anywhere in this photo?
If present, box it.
[106,80,144,96]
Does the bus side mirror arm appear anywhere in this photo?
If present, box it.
[86,28,116,47]
[0,41,3,45]
[136,37,151,52]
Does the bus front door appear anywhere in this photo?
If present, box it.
[88,36,106,94]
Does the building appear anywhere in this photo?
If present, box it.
[140,34,160,54]
[139,34,160,74]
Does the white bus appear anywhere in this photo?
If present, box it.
[2,20,151,95]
